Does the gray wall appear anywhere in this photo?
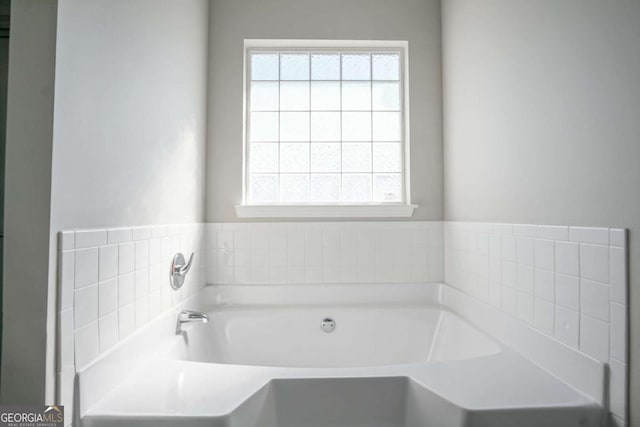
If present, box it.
[441,0,640,424]
[206,0,443,221]
[1,0,57,403]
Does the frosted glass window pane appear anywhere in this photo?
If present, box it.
[372,112,401,141]
[342,112,371,141]
[249,143,278,173]
[373,173,402,202]
[250,112,278,141]
[251,54,279,80]
[311,82,341,110]
[280,143,309,173]
[372,54,400,80]
[373,143,402,172]
[311,54,340,80]
[249,174,278,202]
[280,112,309,141]
[342,82,371,111]
[372,82,400,111]
[280,174,309,202]
[310,143,340,172]
[310,174,340,202]
[280,54,309,80]
[251,82,279,111]
[311,112,340,141]
[280,82,309,111]
[342,143,372,173]
[342,54,370,80]
[342,174,371,202]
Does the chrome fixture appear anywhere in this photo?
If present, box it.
[176,310,209,334]
[320,318,336,333]
[170,252,194,290]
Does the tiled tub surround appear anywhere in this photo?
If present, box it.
[205,221,445,285]
[57,224,207,426]
[444,222,628,426]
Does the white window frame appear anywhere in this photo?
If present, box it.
[236,39,416,218]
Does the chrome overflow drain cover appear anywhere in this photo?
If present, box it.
[320,318,336,333]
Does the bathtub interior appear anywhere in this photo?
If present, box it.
[168,306,501,368]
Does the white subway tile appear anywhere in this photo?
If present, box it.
[135,240,149,270]
[59,231,75,251]
[579,315,609,362]
[234,266,251,283]
[135,268,149,299]
[230,248,248,267]
[148,291,162,319]
[580,244,609,283]
[502,261,517,288]
[75,248,98,288]
[501,236,516,261]
[98,245,118,281]
[609,359,628,419]
[516,265,534,294]
[270,230,288,249]
[118,304,135,339]
[118,273,134,308]
[517,292,534,324]
[287,230,306,248]
[516,238,534,265]
[555,306,579,348]
[98,278,118,317]
[488,281,502,307]
[491,223,513,235]
[513,224,537,237]
[135,297,149,328]
[107,228,132,244]
[252,248,269,267]
[131,226,151,241]
[610,247,627,305]
[537,225,568,241]
[555,273,579,311]
[74,284,98,328]
[609,228,627,248]
[569,226,609,245]
[234,231,251,249]
[58,309,74,369]
[118,242,135,275]
[534,269,554,302]
[534,239,554,271]
[270,248,288,267]
[555,241,579,277]
[502,287,517,315]
[610,303,627,362]
[151,225,167,238]
[98,311,119,352]
[410,264,429,282]
[534,298,554,335]
[74,322,99,369]
[75,229,107,249]
[59,251,75,310]
[580,279,609,321]
[489,235,501,258]
[149,238,162,265]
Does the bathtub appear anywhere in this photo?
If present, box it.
[79,284,603,427]
[171,307,501,367]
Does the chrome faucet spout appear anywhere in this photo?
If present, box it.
[176,310,209,333]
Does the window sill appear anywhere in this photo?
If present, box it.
[234,204,418,219]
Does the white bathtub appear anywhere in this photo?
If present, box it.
[79,284,603,427]
[172,307,501,367]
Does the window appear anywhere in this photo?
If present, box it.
[240,41,415,218]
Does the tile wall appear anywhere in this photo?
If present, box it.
[444,222,628,426]
[56,224,206,426]
[205,221,444,285]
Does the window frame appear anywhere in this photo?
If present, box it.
[239,39,416,218]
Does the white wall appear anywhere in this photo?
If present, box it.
[442,0,640,424]
[1,0,58,403]
[2,0,210,403]
[206,0,443,222]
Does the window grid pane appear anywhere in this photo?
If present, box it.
[247,49,404,204]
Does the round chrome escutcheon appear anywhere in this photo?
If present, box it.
[320,318,336,333]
